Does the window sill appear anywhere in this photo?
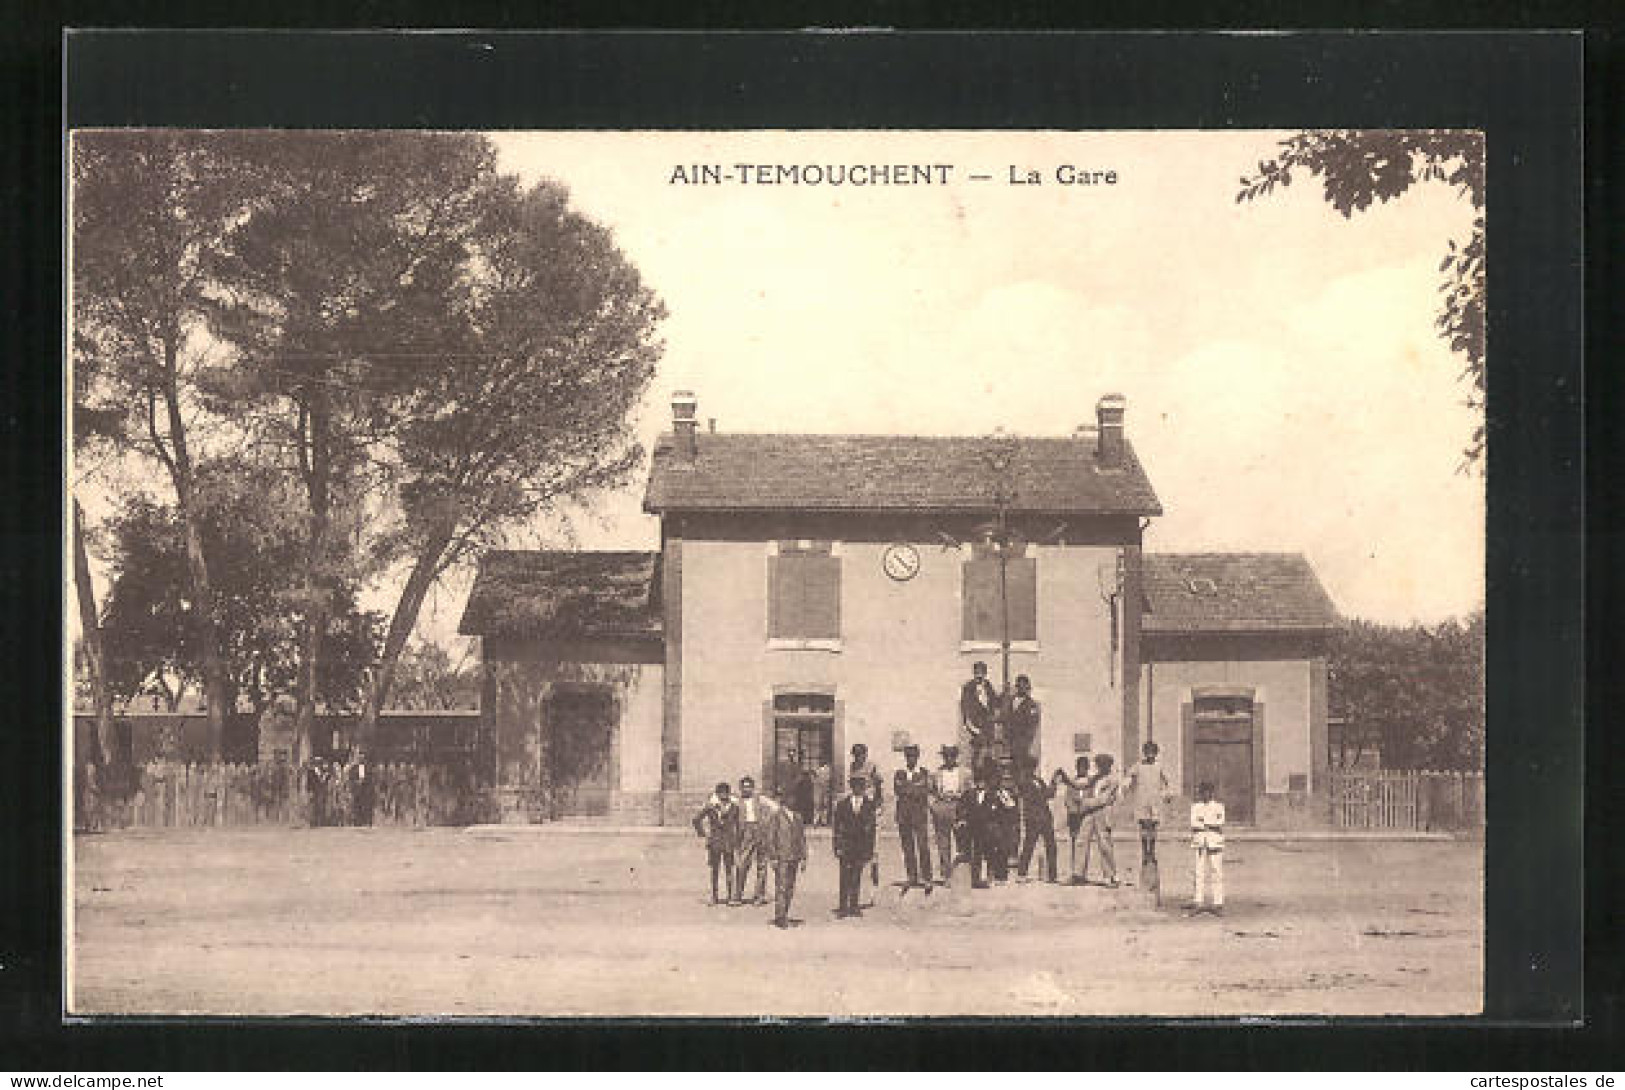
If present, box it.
[960,640,1041,654]
[767,638,843,653]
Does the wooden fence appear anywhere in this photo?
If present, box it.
[1329,769,1484,831]
[81,760,489,830]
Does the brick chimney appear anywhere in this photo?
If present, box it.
[671,390,698,462]
[1096,393,1126,468]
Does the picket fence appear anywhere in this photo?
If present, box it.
[85,761,480,830]
[1328,769,1484,831]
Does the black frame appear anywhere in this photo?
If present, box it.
[4,23,1596,1071]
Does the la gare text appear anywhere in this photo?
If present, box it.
[667,163,1119,187]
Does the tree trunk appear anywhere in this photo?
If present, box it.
[179,515,230,753]
[294,390,332,765]
[297,583,325,764]
[158,335,228,758]
[359,526,456,751]
[72,499,117,768]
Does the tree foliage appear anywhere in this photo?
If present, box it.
[389,642,479,711]
[197,132,495,757]
[99,474,384,718]
[72,131,265,752]
[1238,130,1486,468]
[73,130,664,758]
[356,172,664,735]
[200,133,663,743]
[1327,611,1484,771]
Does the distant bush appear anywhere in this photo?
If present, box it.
[1329,611,1484,771]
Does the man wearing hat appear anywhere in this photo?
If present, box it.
[893,741,933,891]
[762,781,807,928]
[931,743,972,883]
[845,742,884,901]
[1007,674,1043,769]
[831,772,878,917]
[960,661,997,768]
[734,775,776,906]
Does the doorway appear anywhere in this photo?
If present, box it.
[771,692,834,819]
[1190,693,1256,825]
[542,686,617,818]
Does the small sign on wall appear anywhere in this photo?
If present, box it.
[891,730,911,752]
[1073,732,1092,753]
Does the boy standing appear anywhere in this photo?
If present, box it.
[1056,754,1095,880]
[763,785,807,928]
[930,744,971,882]
[832,773,878,917]
[692,782,742,905]
[1189,781,1226,914]
[1077,753,1121,887]
[1123,741,1173,899]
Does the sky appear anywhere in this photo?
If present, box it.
[397,129,1483,645]
[72,129,1487,654]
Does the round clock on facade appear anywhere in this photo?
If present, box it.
[882,542,921,582]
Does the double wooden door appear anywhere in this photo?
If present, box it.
[1190,709,1255,825]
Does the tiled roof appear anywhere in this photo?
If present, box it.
[457,551,662,640]
[1142,553,1340,634]
[643,431,1161,516]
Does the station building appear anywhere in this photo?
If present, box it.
[458,393,1340,826]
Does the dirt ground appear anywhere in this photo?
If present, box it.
[71,826,1482,1018]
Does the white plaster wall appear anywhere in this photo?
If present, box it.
[618,663,665,793]
[680,537,1120,791]
[1141,657,1312,794]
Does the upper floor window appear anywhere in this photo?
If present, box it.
[770,541,841,642]
[962,545,1037,643]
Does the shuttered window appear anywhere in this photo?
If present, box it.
[770,543,841,640]
[962,552,1037,642]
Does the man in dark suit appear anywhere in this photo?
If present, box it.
[966,766,1018,889]
[762,785,806,928]
[960,662,997,767]
[1007,674,1042,768]
[831,773,878,917]
[893,743,934,891]
[1015,758,1059,883]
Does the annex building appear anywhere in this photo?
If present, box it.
[458,393,1341,827]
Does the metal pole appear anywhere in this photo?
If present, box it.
[1146,660,1154,745]
[984,432,1018,764]
[998,537,1011,703]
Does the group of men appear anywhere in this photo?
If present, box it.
[690,660,1228,925]
[691,775,809,927]
[689,749,894,926]
[886,737,1227,913]
[959,662,1042,771]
